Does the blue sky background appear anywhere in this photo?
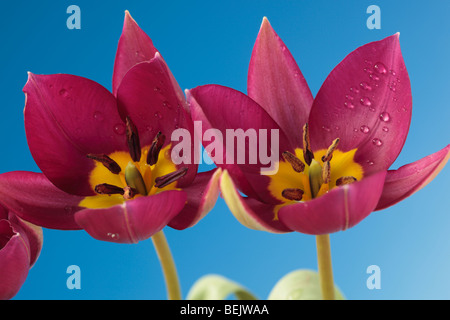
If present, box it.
[1,0,449,300]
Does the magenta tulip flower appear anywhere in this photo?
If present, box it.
[0,204,43,300]
[187,18,449,235]
[0,12,221,244]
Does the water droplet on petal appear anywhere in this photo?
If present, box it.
[321,126,331,132]
[154,112,163,119]
[360,97,372,106]
[374,62,387,74]
[360,125,370,133]
[372,138,383,146]
[369,74,380,81]
[107,233,120,240]
[93,111,104,121]
[113,123,126,135]
[379,112,391,122]
[344,102,355,109]
[382,126,389,132]
[360,82,372,90]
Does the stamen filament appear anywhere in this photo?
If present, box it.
[123,186,139,200]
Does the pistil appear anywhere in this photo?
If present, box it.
[309,159,324,198]
[125,162,148,196]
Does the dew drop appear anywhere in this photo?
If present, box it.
[372,138,383,146]
[389,69,396,76]
[59,88,69,97]
[369,74,380,81]
[93,111,104,121]
[382,126,389,132]
[107,233,120,240]
[64,206,73,213]
[321,125,331,132]
[360,82,372,90]
[154,112,163,119]
[113,123,126,135]
[345,94,354,100]
[360,97,372,106]
[360,125,370,133]
[379,112,391,122]
[366,160,375,166]
[344,102,355,109]
[374,62,387,74]
[154,87,161,92]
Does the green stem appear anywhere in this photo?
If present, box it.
[151,230,182,300]
[315,234,335,300]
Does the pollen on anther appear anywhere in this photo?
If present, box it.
[282,151,305,173]
[282,188,304,201]
[302,123,314,165]
[336,176,357,186]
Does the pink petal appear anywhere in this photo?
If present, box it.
[308,34,411,175]
[188,85,293,204]
[7,214,43,267]
[376,144,450,210]
[116,55,196,186]
[169,168,222,230]
[248,17,313,148]
[0,220,30,300]
[278,171,387,235]
[219,170,291,233]
[112,11,158,96]
[74,190,187,243]
[0,171,83,230]
[24,73,127,196]
[187,88,258,199]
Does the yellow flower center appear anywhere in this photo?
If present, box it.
[80,144,179,209]
[79,117,187,209]
[268,147,363,203]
